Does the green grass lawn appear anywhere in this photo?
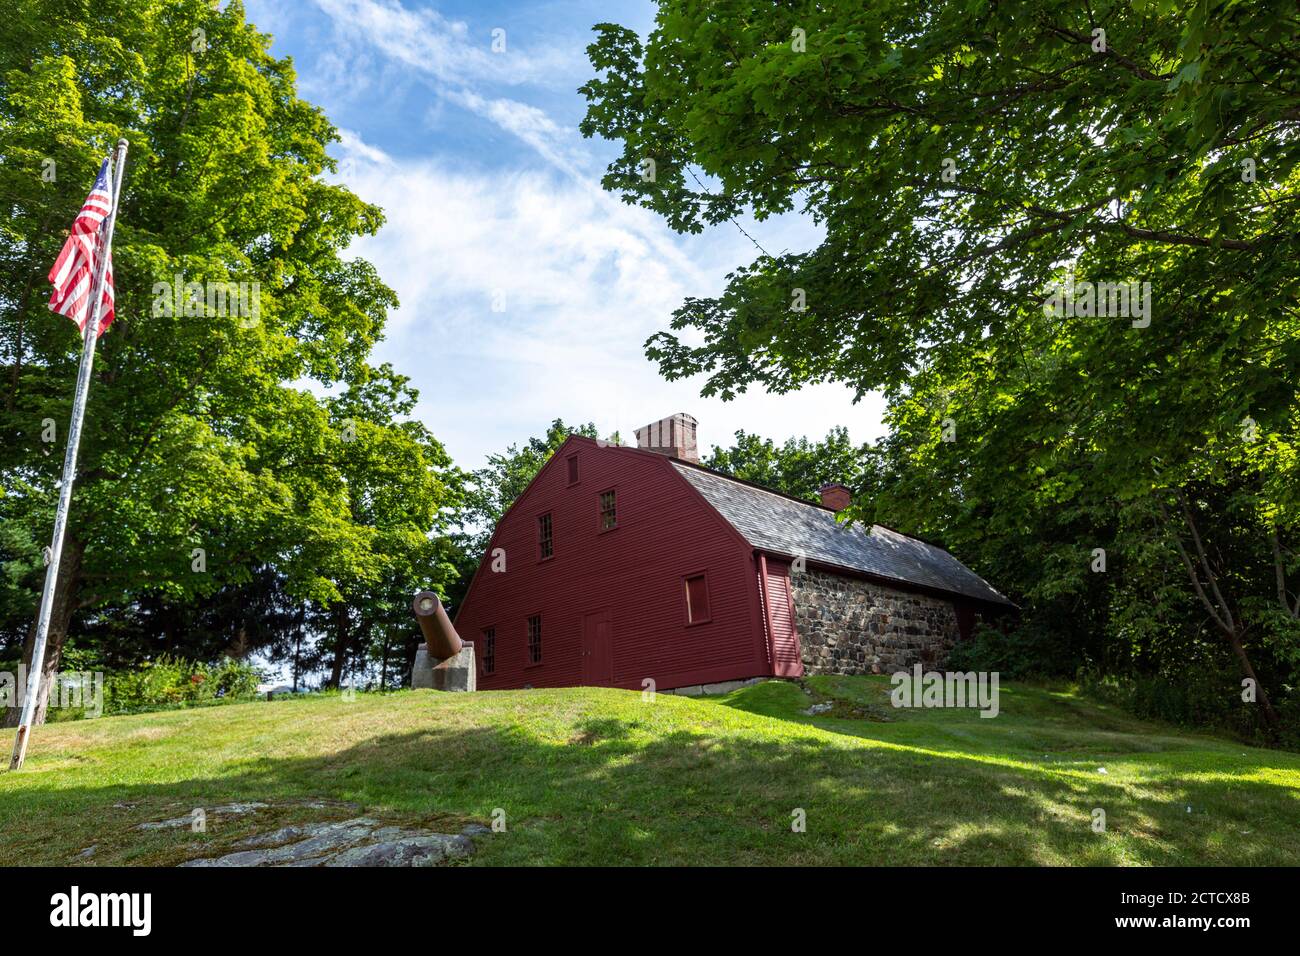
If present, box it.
[1,675,1297,866]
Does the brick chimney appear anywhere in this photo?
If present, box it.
[635,412,699,463]
[819,483,852,511]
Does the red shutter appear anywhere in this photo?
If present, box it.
[762,558,803,677]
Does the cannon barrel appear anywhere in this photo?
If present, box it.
[412,591,463,660]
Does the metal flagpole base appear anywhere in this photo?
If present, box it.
[8,725,30,771]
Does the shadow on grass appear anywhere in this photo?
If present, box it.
[723,677,1280,767]
[2,705,1298,866]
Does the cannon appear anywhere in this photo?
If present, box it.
[413,590,463,659]
[410,591,475,692]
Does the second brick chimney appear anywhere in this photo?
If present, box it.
[636,412,699,463]
[819,482,852,511]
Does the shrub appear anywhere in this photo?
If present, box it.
[947,622,1075,679]
[102,655,262,716]
[1078,667,1299,750]
[210,656,261,700]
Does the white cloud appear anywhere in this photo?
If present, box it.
[290,0,885,469]
[332,133,885,469]
[311,0,595,178]
[446,89,586,175]
[313,0,581,88]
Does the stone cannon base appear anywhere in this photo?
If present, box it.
[412,641,476,692]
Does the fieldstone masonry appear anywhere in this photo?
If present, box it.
[790,568,961,674]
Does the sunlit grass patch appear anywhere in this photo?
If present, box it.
[2,676,1297,866]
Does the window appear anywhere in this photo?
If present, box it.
[537,512,553,560]
[599,490,617,530]
[481,627,496,675]
[684,573,711,624]
[567,454,579,485]
[527,615,542,665]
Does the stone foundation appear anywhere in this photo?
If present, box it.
[790,568,960,674]
[667,677,766,697]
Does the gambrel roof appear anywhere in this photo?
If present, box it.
[672,461,1014,608]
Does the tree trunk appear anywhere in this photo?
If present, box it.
[225,625,250,659]
[402,635,420,688]
[1163,496,1282,735]
[1226,627,1281,732]
[327,603,350,689]
[3,538,84,727]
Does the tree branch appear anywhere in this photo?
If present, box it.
[1271,527,1300,618]
[1042,24,1173,82]
[1177,490,1236,633]
[1159,497,1233,637]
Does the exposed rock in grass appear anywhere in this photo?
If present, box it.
[181,817,484,867]
[794,679,895,721]
[326,831,473,867]
[138,802,269,829]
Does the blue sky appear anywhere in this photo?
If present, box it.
[242,0,886,469]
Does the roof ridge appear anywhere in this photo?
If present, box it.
[576,436,989,568]
[671,457,839,512]
[669,458,965,557]
[572,435,842,514]
[672,461,1013,608]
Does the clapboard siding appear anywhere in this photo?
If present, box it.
[455,437,771,691]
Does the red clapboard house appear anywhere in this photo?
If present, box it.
[453,413,1014,693]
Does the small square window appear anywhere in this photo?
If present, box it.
[567,455,579,485]
[481,627,496,675]
[599,490,617,530]
[684,573,711,624]
[538,513,553,560]
[527,615,542,665]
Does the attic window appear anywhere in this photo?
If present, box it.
[567,455,579,485]
[684,573,711,624]
[538,513,553,560]
[599,490,617,530]
[481,627,496,675]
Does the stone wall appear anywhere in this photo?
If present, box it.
[790,568,960,674]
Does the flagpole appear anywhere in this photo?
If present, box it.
[9,138,128,771]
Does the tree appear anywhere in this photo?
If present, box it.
[581,1,1300,731]
[703,427,875,504]
[308,364,464,689]
[0,0,456,722]
[67,565,302,669]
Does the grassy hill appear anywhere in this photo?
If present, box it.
[2,675,1297,866]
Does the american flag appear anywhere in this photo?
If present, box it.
[48,158,116,335]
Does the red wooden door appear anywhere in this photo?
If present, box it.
[582,609,613,684]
